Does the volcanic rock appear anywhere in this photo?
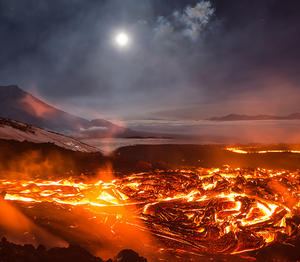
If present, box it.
[113,249,148,262]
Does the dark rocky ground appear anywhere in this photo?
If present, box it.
[0,237,147,262]
[0,236,299,262]
[113,144,300,171]
[2,139,300,178]
[0,139,106,178]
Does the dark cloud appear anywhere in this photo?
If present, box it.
[0,0,300,121]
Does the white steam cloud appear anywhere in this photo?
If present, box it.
[155,0,215,41]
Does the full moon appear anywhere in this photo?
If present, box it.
[115,32,130,47]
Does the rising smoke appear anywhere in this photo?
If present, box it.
[155,1,215,41]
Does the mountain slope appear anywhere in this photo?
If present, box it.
[0,117,98,153]
[0,85,125,137]
[207,113,300,121]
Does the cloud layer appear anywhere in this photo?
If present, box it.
[0,0,299,122]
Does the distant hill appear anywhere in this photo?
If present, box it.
[0,85,144,138]
[0,116,98,153]
[207,113,300,121]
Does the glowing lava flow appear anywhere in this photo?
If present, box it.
[226,147,300,154]
[0,167,299,256]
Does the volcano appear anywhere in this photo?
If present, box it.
[0,85,130,138]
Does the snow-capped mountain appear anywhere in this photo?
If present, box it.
[0,117,98,153]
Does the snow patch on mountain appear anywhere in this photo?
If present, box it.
[0,117,99,153]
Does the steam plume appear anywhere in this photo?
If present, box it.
[155,0,215,41]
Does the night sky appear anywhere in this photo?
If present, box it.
[1,0,300,124]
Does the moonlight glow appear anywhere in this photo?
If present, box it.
[115,32,130,47]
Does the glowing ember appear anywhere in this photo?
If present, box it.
[0,167,299,257]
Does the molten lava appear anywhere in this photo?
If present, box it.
[0,167,299,258]
[226,147,300,154]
